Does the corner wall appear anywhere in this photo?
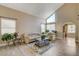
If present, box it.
[55,3,79,41]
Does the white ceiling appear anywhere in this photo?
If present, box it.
[0,3,64,19]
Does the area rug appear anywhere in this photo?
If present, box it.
[27,42,53,54]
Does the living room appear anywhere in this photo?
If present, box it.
[0,3,79,56]
[0,3,62,56]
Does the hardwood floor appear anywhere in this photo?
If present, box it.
[0,44,38,56]
[42,37,76,56]
[0,37,78,56]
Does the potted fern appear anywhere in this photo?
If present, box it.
[1,33,14,45]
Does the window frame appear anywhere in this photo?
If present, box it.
[0,16,17,35]
[46,23,56,31]
[67,24,76,33]
[46,13,56,32]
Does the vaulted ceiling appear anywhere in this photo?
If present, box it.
[0,3,64,19]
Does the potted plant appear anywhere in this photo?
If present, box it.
[41,32,46,40]
[45,30,49,33]
[1,33,14,45]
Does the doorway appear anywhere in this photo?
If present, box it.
[63,24,76,38]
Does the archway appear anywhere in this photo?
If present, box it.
[63,22,76,39]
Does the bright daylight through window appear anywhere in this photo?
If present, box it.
[1,18,16,35]
[41,14,55,32]
[46,14,55,32]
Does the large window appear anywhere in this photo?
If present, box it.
[46,14,56,32]
[1,18,16,35]
[47,14,55,23]
[47,23,55,31]
[41,14,56,33]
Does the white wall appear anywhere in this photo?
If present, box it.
[0,5,45,36]
[17,14,44,35]
[55,3,79,40]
